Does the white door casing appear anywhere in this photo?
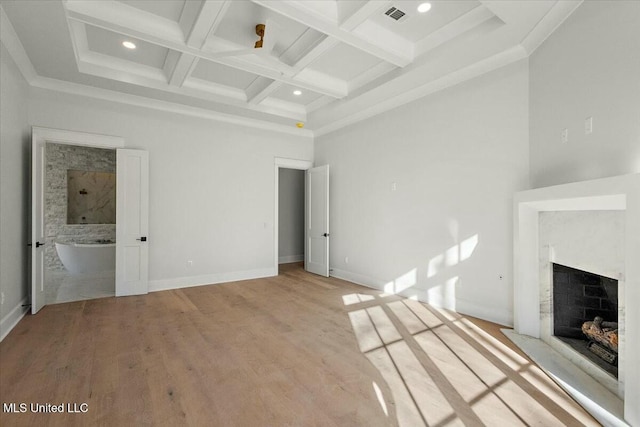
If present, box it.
[116,149,149,296]
[30,127,125,313]
[273,157,313,274]
[306,165,329,277]
[30,136,46,314]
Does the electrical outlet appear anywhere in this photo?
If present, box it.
[561,128,569,143]
[391,182,397,191]
[585,116,593,135]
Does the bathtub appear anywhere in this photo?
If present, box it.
[55,241,116,275]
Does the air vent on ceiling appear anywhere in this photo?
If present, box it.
[384,7,406,21]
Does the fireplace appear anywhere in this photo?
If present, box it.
[552,263,619,377]
[512,173,640,426]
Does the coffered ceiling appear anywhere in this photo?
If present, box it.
[0,0,582,136]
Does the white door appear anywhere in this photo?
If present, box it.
[116,149,149,296]
[31,137,46,314]
[306,165,329,277]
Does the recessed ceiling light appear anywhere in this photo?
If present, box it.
[293,90,302,96]
[417,2,432,13]
[122,41,136,49]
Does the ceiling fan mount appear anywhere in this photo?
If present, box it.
[255,24,265,49]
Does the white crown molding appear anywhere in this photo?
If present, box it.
[520,0,583,55]
[0,5,37,83]
[314,45,528,137]
[415,5,498,57]
[30,76,314,137]
[3,1,585,140]
[1,6,311,137]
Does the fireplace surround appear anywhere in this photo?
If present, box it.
[512,173,640,426]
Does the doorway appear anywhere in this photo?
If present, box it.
[44,142,117,304]
[31,127,148,314]
[273,158,312,275]
[278,168,305,271]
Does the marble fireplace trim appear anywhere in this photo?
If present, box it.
[513,173,640,426]
[539,245,624,397]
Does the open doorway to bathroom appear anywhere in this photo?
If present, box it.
[278,168,305,273]
[44,143,116,304]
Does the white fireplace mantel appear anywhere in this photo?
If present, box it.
[513,173,640,426]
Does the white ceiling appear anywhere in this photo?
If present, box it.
[0,0,582,136]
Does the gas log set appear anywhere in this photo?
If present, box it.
[582,316,618,365]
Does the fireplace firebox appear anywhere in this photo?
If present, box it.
[552,263,619,375]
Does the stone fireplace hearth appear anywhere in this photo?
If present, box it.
[512,173,640,427]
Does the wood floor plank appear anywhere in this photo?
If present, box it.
[0,263,597,426]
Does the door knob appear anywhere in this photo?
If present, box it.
[323,233,330,237]
[136,237,147,242]
[36,241,45,248]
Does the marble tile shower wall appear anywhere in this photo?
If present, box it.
[45,143,116,271]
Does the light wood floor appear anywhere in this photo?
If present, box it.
[0,263,598,426]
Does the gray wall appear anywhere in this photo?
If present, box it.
[0,43,30,338]
[315,60,530,326]
[278,168,305,263]
[28,87,313,289]
[45,143,116,271]
[529,1,640,188]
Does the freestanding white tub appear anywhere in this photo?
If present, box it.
[55,241,116,274]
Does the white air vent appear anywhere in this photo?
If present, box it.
[384,7,406,21]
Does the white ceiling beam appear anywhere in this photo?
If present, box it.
[63,0,346,98]
[248,34,340,105]
[165,1,232,88]
[339,0,392,31]
[246,78,282,104]
[185,0,231,49]
[65,0,185,44]
[167,53,198,87]
[415,5,497,57]
[75,50,307,121]
[251,0,412,67]
[347,61,396,93]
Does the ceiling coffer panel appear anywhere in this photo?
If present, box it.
[85,25,169,70]
[370,1,482,43]
[211,1,313,58]
[269,84,324,105]
[117,0,188,23]
[191,60,259,90]
[306,42,383,82]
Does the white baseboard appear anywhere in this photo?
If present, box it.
[330,268,388,289]
[331,267,513,327]
[278,254,304,264]
[148,267,277,293]
[455,299,513,327]
[1,297,29,342]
